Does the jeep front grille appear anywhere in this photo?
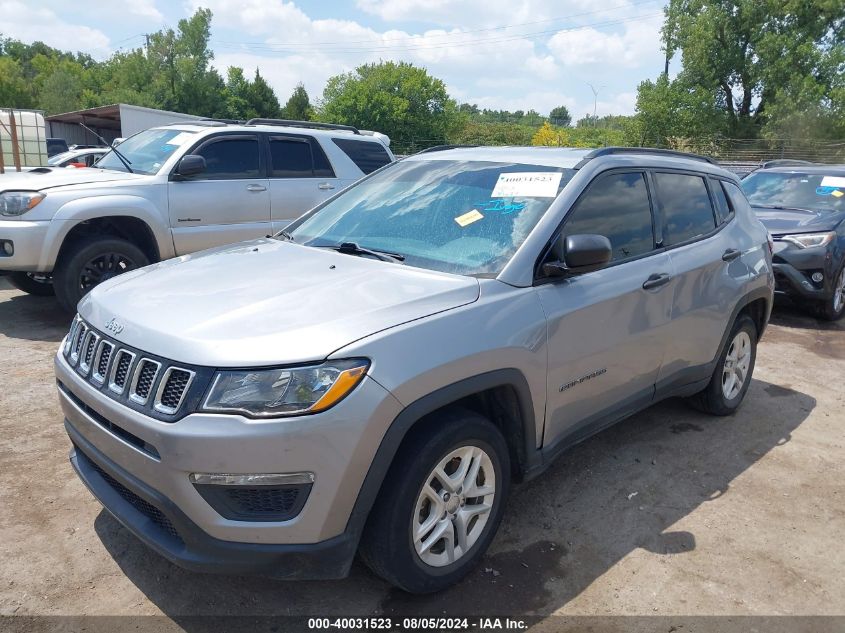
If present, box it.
[62,317,206,420]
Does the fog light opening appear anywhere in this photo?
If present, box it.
[1,240,13,256]
[811,272,824,283]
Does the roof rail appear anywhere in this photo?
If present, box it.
[759,159,815,169]
[245,118,360,134]
[164,120,230,127]
[416,144,479,154]
[577,146,717,167]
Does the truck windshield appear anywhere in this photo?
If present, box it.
[286,159,575,276]
[96,128,198,175]
[742,172,845,213]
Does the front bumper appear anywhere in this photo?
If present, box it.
[68,422,355,578]
[56,346,403,576]
[0,219,51,271]
[771,242,834,300]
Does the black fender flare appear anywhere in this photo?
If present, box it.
[343,368,537,542]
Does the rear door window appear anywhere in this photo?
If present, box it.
[269,136,336,178]
[332,138,392,174]
[563,171,655,262]
[654,172,717,246]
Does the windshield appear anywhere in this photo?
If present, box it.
[95,128,199,175]
[742,172,845,213]
[286,159,575,276]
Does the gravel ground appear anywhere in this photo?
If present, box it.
[0,277,842,630]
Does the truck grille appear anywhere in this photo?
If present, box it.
[62,317,201,421]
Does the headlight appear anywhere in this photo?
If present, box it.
[781,231,835,249]
[202,359,369,418]
[0,191,45,216]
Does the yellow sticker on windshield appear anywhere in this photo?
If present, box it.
[832,189,844,198]
[455,209,484,227]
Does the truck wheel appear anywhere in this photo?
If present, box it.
[816,264,845,321]
[7,272,55,296]
[688,315,757,416]
[53,236,149,312]
[359,409,510,593]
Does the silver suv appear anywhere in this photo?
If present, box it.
[0,119,394,310]
[55,146,774,593]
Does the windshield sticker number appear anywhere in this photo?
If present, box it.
[455,209,484,227]
[491,172,562,198]
[820,176,845,188]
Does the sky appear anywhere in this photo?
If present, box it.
[1,0,673,120]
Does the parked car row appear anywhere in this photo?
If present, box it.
[2,125,841,593]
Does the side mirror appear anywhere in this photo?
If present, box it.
[542,233,612,277]
[175,154,206,178]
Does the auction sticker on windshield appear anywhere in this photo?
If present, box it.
[491,172,563,198]
[454,209,484,227]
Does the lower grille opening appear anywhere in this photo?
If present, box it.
[84,453,182,543]
[193,483,312,522]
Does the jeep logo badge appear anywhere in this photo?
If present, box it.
[104,318,124,335]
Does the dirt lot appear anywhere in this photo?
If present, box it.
[0,277,843,628]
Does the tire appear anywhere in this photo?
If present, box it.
[689,315,757,416]
[816,264,845,321]
[53,236,149,312]
[359,409,510,593]
[7,272,55,296]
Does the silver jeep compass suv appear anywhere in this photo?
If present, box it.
[55,146,774,593]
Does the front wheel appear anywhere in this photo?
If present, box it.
[7,272,55,296]
[359,410,510,593]
[817,264,845,321]
[53,236,149,312]
[688,314,757,416]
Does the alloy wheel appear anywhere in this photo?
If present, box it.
[722,331,752,400]
[79,252,138,290]
[833,268,845,315]
[412,445,496,567]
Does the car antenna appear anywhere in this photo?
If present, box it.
[78,122,134,173]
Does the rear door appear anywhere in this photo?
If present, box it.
[267,134,341,231]
[537,170,675,449]
[651,171,747,386]
[168,134,270,255]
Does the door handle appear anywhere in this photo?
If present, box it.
[642,272,672,290]
[722,248,742,262]
[246,184,266,192]
[318,182,335,191]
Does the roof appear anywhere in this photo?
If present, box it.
[755,165,845,176]
[45,104,201,129]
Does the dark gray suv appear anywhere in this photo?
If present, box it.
[56,146,774,593]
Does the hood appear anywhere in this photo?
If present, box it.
[79,239,480,367]
[0,168,141,192]
[753,205,845,235]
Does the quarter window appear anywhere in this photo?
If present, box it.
[193,137,260,180]
[332,138,392,174]
[563,172,655,262]
[722,181,752,217]
[711,179,732,224]
[654,172,717,245]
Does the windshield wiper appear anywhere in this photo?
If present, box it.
[753,203,819,213]
[273,230,295,242]
[318,242,405,263]
[79,122,133,173]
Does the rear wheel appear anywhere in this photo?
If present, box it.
[817,264,845,321]
[7,272,55,296]
[359,409,510,593]
[53,236,149,312]
[688,315,757,416]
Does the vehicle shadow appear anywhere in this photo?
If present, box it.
[93,378,814,624]
[0,278,68,343]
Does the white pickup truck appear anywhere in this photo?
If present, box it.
[0,119,394,310]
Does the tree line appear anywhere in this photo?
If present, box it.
[1,1,842,155]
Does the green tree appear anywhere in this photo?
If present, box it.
[249,69,280,118]
[318,61,458,145]
[657,0,845,138]
[0,57,33,107]
[280,83,311,120]
[223,66,255,119]
[548,105,572,127]
[39,69,83,114]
